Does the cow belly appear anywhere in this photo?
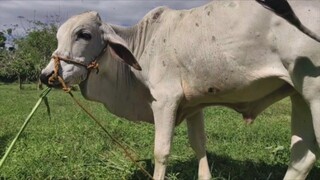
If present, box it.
[218,77,287,102]
[182,76,288,104]
[177,77,293,124]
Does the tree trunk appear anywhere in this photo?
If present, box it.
[37,77,43,90]
[18,74,22,90]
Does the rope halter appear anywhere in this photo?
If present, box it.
[48,48,105,92]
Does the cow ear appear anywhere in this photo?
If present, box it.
[106,34,142,71]
[101,24,141,71]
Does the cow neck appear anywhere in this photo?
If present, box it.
[79,56,153,122]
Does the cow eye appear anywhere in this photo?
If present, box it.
[77,31,92,41]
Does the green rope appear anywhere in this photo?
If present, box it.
[0,87,52,169]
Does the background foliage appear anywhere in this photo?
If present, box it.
[0,18,57,87]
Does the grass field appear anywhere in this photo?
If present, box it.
[0,83,319,179]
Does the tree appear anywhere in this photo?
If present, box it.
[0,31,14,82]
[14,22,58,81]
[0,18,58,88]
[0,32,6,49]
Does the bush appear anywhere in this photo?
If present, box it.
[0,19,58,86]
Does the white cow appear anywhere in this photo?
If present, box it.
[40,1,320,179]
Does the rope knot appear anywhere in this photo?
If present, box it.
[87,60,99,74]
[48,56,60,85]
[48,56,71,93]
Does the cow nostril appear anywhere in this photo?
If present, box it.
[40,74,49,85]
[40,71,54,85]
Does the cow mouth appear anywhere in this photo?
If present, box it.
[47,83,64,89]
[40,71,67,89]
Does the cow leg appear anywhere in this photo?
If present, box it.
[186,110,212,180]
[152,101,178,180]
[284,94,319,179]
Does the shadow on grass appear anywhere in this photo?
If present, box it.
[0,134,13,157]
[129,152,320,180]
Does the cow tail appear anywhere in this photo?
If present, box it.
[256,0,320,43]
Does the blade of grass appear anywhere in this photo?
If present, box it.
[0,87,52,169]
[43,96,51,120]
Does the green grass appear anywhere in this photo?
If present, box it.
[0,83,319,179]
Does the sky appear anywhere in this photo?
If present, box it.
[1,0,209,34]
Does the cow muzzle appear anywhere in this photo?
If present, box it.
[40,70,67,90]
[40,55,99,92]
[40,70,55,86]
[39,56,70,91]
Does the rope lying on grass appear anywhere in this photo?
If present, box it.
[1,54,153,179]
[0,87,153,179]
[0,87,52,169]
[68,91,154,179]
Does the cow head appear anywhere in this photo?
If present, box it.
[40,11,141,88]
